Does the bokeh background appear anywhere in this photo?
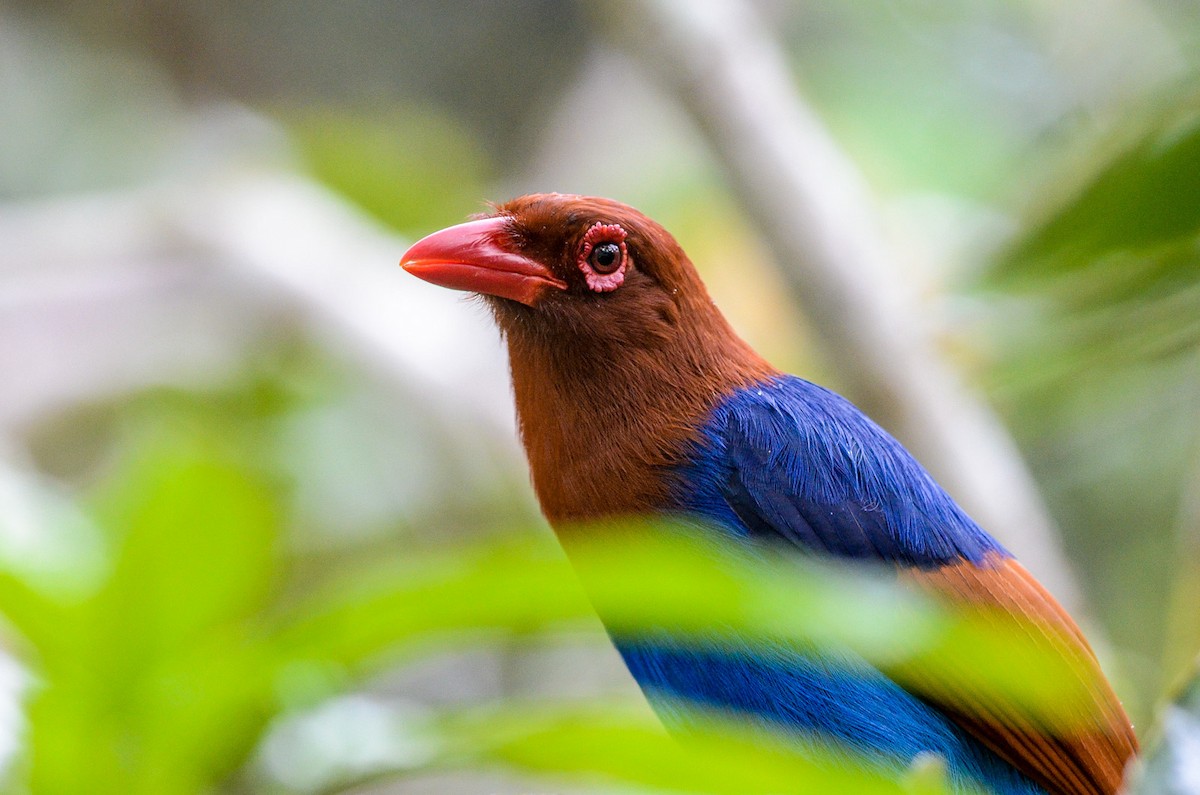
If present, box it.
[2,0,1200,792]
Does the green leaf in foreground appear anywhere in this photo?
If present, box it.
[268,536,594,669]
[440,702,921,795]
[270,520,1107,736]
[563,523,1104,733]
[19,448,281,795]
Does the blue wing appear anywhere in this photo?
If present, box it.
[622,375,1133,794]
[671,375,1007,568]
[615,636,1046,794]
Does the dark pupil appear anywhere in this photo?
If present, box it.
[591,242,621,273]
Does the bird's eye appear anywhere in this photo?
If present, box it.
[589,242,622,274]
[578,222,629,293]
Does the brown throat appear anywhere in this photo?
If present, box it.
[499,298,775,528]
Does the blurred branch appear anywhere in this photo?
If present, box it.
[603,0,1083,612]
[0,172,519,470]
[165,173,517,439]
[0,193,236,431]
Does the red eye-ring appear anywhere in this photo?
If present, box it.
[578,222,628,292]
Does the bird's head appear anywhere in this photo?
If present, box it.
[400,193,713,352]
[400,193,773,520]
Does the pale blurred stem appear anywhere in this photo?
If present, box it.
[601,0,1086,614]
[1162,446,1200,690]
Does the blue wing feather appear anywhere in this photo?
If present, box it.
[616,637,1044,794]
[672,375,1008,567]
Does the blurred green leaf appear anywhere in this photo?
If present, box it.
[277,519,1108,735]
[0,571,66,658]
[886,604,1098,732]
[999,104,1200,275]
[89,455,277,658]
[567,524,1102,732]
[441,702,918,795]
[23,447,281,795]
[269,536,592,671]
[567,523,937,662]
[985,101,1200,385]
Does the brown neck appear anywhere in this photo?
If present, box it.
[503,300,775,527]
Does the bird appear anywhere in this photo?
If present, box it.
[400,193,1137,794]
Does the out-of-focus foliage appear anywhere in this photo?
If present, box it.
[1129,660,1200,795]
[0,378,566,793]
[983,100,1200,712]
[570,526,1101,731]
[22,452,277,793]
[1006,105,1200,264]
[438,703,919,795]
[0,387,1095,793]
[789,4,1033,199]
[287,108,492,237]
[991,101,1200,375]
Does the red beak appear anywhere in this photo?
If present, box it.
[400,217,567,306]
